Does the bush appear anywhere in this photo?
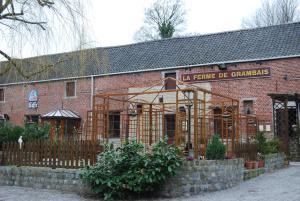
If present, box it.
[22,123,50,142]
[265,138,280,154]
[205,135,226,160]
[81,138,182,200]
[254,132,280,155]
[255,132,268,155]
[0,122,50,143]
[0,122,24,143]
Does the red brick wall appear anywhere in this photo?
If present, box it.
[0,57,299,128]
[178,57,300,122]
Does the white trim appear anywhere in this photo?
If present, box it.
[64,80,77,99]
[0,54,299,87]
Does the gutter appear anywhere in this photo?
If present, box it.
[0,54,300,87]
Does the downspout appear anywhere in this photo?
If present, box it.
[90,75,94,110]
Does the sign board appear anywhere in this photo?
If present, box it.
[181,67,271,83]
[28,89,38,109]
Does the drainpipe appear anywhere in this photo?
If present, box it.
[90,76,94,110]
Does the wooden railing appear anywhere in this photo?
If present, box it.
[0,140,101,169]
[234,143,258,161]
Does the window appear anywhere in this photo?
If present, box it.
[109,111,120,138]
[0,88,4,102]
[243,100,254,115]
[65,81,76,97]
[25,115,40,124]
[164,72,177,90]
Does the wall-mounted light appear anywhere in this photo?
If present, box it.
[217,63,227,70]
[255,60,263,65]
[283,74,288,80]
[159,96,164,103]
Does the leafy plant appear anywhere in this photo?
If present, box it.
[22,123,50,142]
[255,132,280,155]
[266,138,280,154]
[81,138,182,200]
[0,122,24,143]
[205,134,226,160]
[255,132,268,155]
[0,122,50,144]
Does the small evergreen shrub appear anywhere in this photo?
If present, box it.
[81,138,182,200]
[205,134,226,160]
[255,132,280,155]
[255,132,268,154]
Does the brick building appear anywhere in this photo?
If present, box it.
[0,23,299,151]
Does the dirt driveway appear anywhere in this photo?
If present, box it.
[0,163,299,201]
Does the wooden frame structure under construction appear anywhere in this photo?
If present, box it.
[87,77,257,159]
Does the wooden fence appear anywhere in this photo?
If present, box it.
[0,140,101,169]
[234,143,258,161]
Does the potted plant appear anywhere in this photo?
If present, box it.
[257,152,265,168]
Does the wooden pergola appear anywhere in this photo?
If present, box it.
[88,77,257,159]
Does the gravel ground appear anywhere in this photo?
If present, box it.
[0,162,299,201]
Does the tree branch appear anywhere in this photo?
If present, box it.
[3,16,46,30]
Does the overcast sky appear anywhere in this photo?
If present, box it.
[1,0,263,60]
[87,0,262,47]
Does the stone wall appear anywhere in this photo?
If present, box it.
[160,158,244,197]
[0,166,89,194]
[0,155,286,198]
[264,153,285,172]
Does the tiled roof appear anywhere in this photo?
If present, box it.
[1,22,300,84]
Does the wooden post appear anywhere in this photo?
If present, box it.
[149,104,153,145]
[175,91,179,146]
[60,120,65,141]
[194,90,199,159]
[283,99,290,156]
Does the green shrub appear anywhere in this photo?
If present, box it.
[0,122,50,143]
[22,123,50,142]
[255,132,268,154]
[0,122,24,143]
[205,134,226,160]
[266,138,280,154]
[81,138,182,200]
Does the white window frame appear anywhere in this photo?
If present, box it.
[64,80,77,98]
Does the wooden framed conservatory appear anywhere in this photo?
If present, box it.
[87,77,257,159]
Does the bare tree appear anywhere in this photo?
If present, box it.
[242,0,300,28]
[0,0,96,79]
[134,0,186,42]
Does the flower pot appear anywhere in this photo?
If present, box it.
[284,160,289,167]
[245,161,252,169]
[258,160,265,168]
[250,161,258,169]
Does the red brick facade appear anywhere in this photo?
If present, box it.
[0,57,299,130]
